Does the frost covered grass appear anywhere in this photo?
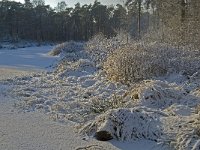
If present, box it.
[8,71,128,123]
[6,42,128,123]
[80,108,164,141]
[3,37,200,150]
[126,80,200,109]
[160,113,200,150]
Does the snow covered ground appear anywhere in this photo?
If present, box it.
[0,80,122,150]
[0,85,166,150]
[1,42,200,149]
[0,45,165,150]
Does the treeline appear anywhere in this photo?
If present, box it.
[0,0,200,45]
[0,0,133,42]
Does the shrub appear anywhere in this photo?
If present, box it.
[49,41,83,56]
[85,33,127,67]
[103,41,200,84]
[103,44,167,84]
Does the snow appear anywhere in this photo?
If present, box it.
[1,42,200,149]
[80,108,164,141]
[0,46,58,70]
[0,83,120,150]
[110,140,168,150]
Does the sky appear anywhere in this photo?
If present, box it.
[14,0,123,7]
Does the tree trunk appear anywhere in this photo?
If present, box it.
[138,1,141,38]
[181,0,186,23]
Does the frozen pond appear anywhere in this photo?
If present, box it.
[0,46,58,70]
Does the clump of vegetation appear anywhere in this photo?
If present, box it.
[173,116,200,150]
[195,104,200,114]
[80,108,163,141]
[48,43,63,56]
[85,33,127,66]
[102,41,200,84]
[103,43,167,84]
[90,95,127,114]
[195,121,200,137]
[49,41,81,56]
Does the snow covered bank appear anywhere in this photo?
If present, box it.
[5,43,128,123]
[2,40,200,149]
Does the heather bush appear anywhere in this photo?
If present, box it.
[103,41,200,84]
[103,43,168,84]
[49,41,83,56]
[85,33,127,67]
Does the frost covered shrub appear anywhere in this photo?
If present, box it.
[49,44,62,56]
[103,41,200,84]
[104,44,168,84]
[85,33,127,66]
[52,42,88,75]
[80,108,163,141]
[49,41,83,56]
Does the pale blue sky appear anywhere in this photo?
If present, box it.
[14,0,123,7]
